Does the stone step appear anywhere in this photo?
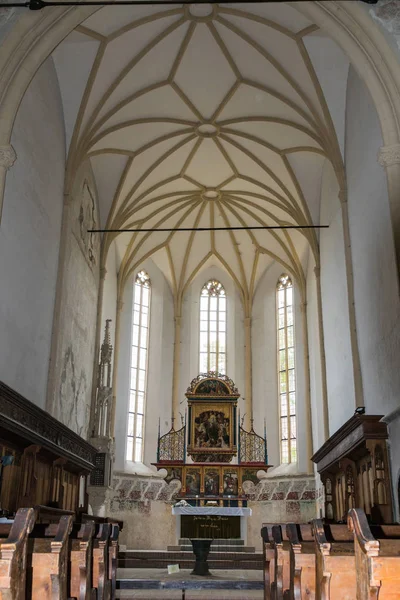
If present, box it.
[116,568,264,591]
[168,545,256,553]
[118,553,264,570]
[119,550,262,561]
[178,539,244,546]
[116,591,263,598]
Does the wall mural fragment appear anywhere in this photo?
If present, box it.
[59,346,90,438]
[75,181,99,270]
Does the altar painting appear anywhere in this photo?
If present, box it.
[223,470,238,496]
[165,466,182,483]
[185,468,201,495]
[204,468,220,496]
[191,403,233,451]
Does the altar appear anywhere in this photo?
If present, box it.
[172,506,252,540]
[152,372,271,544]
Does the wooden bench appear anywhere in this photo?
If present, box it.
[348,508,400,599]
[69,521,96,600]
[92,523,111,600]
[261,526,276,600]
[286,523,315,599]
[271,525,291,600]
[26,515,74,600]
[313,520,356,600]
[108,524,119,600]
[0,508,36,600]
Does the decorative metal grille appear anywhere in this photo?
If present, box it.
[158,425,186,462]
[239,421,268,464]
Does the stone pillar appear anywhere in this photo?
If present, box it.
[300,300,314,474]
[378,144,400,288]
[244,316,252,430]
[314,266,329,441]
[0,145,16,223]
[172,315,181,421]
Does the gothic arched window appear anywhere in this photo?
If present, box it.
[127,270,151,462]
[199,279,226,374]
[277,274,297,463]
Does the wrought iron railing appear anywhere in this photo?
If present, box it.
[157,422,186,462]
[239,420,268,464]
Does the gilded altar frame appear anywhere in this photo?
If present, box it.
[186,373,239,463]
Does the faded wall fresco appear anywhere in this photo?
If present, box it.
[47,161,100,438]
[98,473,321,550]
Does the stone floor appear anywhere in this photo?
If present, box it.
[116,568,263,599]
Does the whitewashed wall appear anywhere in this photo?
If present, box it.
[46,160,100,438]
[253,262,309,474]
[0,57,65,408]
[345,66,400,417]
[319,159,356,433]
[114,258,174,472]
[345,66,400,516]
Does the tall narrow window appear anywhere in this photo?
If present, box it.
[127,270,151,462]
[199,280,226,374]
[277,274,297,463]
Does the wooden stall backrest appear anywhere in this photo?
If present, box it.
[0,508,36,600]
[92,523,111,600]
[286,523,316,600]
[272,525,291,600]
[348,508,400,600]
[69,521,96,600]
[313,519,356,600]
[108,524,119,600]
[26,515,74,600]
[261,527,275,600]
[33,505,75,525]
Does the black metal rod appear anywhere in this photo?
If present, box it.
[88,225,329,232]
[0,0,377,8]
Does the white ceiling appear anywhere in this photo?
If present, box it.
[52,2,350,302]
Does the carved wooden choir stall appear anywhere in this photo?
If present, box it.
[0,321,122,598]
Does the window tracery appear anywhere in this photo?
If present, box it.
[126,270,151,462]
[277,274,297,463]
[199,280,226,374]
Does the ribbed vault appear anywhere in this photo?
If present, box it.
[57,2,346,310]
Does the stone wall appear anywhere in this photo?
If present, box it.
[46,160,100,438]
[0,56,65,408]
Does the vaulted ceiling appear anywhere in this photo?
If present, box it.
[53,2,350,305]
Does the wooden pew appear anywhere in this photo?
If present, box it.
[313,520,356,600]
[272,525,291,600]
[92,523,111,600]
[80,516,120,599]
[261,526,276,600]
[286,523,315,600]
[348,508,400,599]
[26,515,74,600]
[69,520,96,600]
[0,507,36,600]
[108,524,119,600]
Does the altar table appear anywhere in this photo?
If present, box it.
[172,506,251,540]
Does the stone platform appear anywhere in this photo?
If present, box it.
[118,538,263,571]
[117,568,263,596]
